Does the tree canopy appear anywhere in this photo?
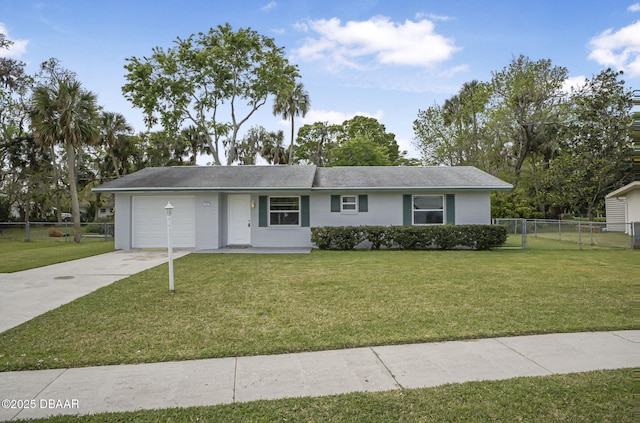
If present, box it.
[413,55,634,219]
[294,116,414,166]
[122,23,299,165]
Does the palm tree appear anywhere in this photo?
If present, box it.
[180,126,208,165]
[31,78,99,243]
[260,130,287,164]
[100,112,133,178]
[272,82,310,165]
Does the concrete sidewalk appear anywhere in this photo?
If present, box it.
[0,250,190,333]
[1,330,638,421]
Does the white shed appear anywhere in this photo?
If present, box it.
[605,181,640,233]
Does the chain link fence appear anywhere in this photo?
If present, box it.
[493,219,637,250]
[0,221,114,243]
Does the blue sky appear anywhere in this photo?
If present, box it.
[1,0,639,161]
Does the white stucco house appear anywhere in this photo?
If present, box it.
[605,181,640,233]
[92,165,512,250]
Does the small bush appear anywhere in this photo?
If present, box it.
[46,228,65,237]
[363,226,391,250]
[311,225,507,251]
[310,226,365,250]
[86,223,111,234]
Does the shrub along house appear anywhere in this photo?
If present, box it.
[92,165,512,250]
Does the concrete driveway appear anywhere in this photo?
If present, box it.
[0,250,190,333]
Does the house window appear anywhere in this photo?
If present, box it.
[413,195,444,225]
[269,196,300,226]
[341,195,357,212]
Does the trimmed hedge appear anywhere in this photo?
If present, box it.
[310,225,507,251]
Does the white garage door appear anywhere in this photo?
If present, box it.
[133,196,196,248]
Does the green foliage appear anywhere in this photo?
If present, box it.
[122,23,299,165]
[311,225,507,250]
[310,226,366,250]
[331,136,392,166]
[30,69,100,243]
[491,189,544,219]
[294,115,410,166]
[546,69,633,219]
[272,81,310,164]
[415,55,634,219]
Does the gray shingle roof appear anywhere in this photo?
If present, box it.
[93,165,512,192]
[93,166,318,192]
[313,166,512,190]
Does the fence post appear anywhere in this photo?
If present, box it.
[25,221,30,242]
[578,221,582,250]
[522,219,527,249]
[558,220,561,241]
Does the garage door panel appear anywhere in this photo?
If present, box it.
[133,196,195,248]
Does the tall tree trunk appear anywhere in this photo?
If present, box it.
[288,115,295,165]
[94,191,102,222]
[109,150,121,178]
[50,145,63,222]
[65,141,82,243]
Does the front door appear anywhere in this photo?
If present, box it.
[228,194,251,245]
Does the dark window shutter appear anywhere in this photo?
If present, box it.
[301,195,310,227]
[358,195,368,212]
[331,195,340,212]
[446,194,455,224]
[403,194,412,226]
[259,196,268,227]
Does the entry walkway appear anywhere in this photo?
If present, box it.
[0,330,638,420]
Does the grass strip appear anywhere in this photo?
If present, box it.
[0,240,114,273]
[14,369,636,422]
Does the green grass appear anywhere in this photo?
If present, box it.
[15,369,635,422]
[0,248,635,372]
[0,238,114,273]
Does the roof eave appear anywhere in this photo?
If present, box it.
[94,185,513,193]
[310,186,513,191]
[92,187,314,193]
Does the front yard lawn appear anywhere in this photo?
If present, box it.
[0,248,635,372]
[0,239,114,273]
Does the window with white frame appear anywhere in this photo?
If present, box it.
[413,195,444,225]
[341,195,358,212]
[269,196,300,226]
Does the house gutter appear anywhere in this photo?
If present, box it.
[93,185,513,193]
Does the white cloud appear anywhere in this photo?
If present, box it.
[261,1,277,12]
[293,16,460,70]
[588,20,640,78]
[0,23,28,58]
[628,3,640,12]
[562,76,588,93]
[415,12,452,22]
[302,109,384,125]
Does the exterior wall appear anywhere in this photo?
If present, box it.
[115,190,496,250]
[113,194,132,250]
[605,196,628,232]
[194,193,219,250]
[627,189,640,223]
[454,191,491,224]
[311,192,403,227]
[250,192,312,248]
[311,191,491,227]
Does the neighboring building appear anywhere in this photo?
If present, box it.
[605,181,640,233]
[92,165,512,250]
[97,202,115,220]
